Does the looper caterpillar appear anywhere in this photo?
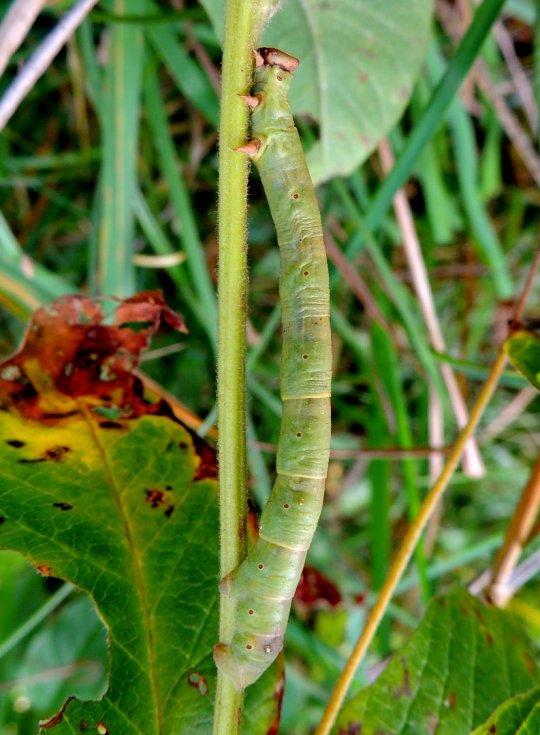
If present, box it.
[214,48,332,689]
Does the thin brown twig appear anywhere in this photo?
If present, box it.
[186,24,221,93]
[136,370,218,439]
[511,246,540,327]
[505,549,540,597]
[324,231,391,331]
[481,246,540,604]
[494,20,537,133]
[428,383,444,481]
[0,0,47,78]
[0,660,102,693]
[487,457,540,606]
[424,383,444,554]
[481,386,539,441]
[474,61,540,188]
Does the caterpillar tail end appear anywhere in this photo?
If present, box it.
[257,47,300,72]
[214,631,284,690]
[214,643,262,691]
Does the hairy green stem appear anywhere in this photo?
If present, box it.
[214,1,280,732]
[215,50,331,690]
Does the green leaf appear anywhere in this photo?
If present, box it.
[200,0,433,183]
[0,293,280,734]
[504,330,540,391]
[471,685,540,735]
[335,589,540,735]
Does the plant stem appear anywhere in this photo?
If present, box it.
[214,1,280,731]
[488,456,540,605]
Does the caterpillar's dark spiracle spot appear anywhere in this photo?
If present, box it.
[213,49,331,690]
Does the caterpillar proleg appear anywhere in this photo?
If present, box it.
[214,48,332,690]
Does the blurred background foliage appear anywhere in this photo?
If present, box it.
[0,0,539,733]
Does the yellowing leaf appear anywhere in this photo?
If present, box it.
[0,293,280,734]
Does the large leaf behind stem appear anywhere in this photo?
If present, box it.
[200,0,433,183]
[0,293,280,734]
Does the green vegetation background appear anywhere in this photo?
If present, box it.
[0,1,539,733]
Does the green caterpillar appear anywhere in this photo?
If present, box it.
[214,48,332,690]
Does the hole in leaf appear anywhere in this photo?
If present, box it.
[145,489,165,508]
[53,502,73,511]
[187,671,208,696]
[98,421,123,430]
[45,446,70,461]
[118,320,154,333]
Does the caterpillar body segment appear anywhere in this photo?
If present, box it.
[214,49,331,690]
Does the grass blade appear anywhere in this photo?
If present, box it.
[96,0,145,297]
[145,2,219,127]
[143,65,217,344]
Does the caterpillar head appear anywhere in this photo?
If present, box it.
[256,47,299,73]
